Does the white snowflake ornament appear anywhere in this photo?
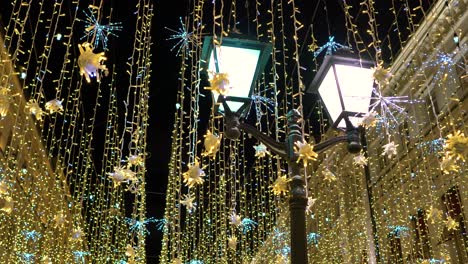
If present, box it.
[203,130,222,157]
[360,111,378,127]
[306,197,317,215]
[108,166,137,187]
[372,64,392,86]
[71,227,84,240]
[78,42,108,83]
[353,153,368,167]
[45,99,64,114]
[127,154,144,167]
[382,141,398,158]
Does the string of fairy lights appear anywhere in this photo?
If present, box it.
[161,0,466,263]
[0,0,153,263]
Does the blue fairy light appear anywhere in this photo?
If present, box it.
[388,225,409,237]
[18,253,34,263]
[165,17,200,56]
[421,49,465,81]
[73,251,90,263]
[22,230,41,242]
[416,138,445,154]
[155,218,168,233]
[313,36,351,58]
[125,217,157,236]
[188,260,204,264]
[80,6,123,49]
[307,232,321,246]
[241,218,258,234]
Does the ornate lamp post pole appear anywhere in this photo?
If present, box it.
[221,98,361,264]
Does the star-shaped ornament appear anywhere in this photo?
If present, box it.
[180,194,195,211]
[294,140,318,167]
[353,153,368,167]
[203,130,222,157]
[206,72,231,96]
[445,216,459,231]
[382,141,398,158]
[360,111,378,127]
[228,235,237,250]
[182,159,205,188]
[306,197,317,215]
[254,143,270,158]
[426,206,442,224]
[270,175,290,196]
[229,212,242,227]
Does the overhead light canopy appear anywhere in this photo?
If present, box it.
[201,35,272,115]
[306,55,375,129]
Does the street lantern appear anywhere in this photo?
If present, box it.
[201,35,272,114]
[307,54,375,129]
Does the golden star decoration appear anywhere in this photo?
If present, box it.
[71,227,84,241]
[294,140,318,167]
[372,64,392,86]
[270,175,290,196]
[254,143,270,158]
[360,111,378,127]
[445,216,459,231]
[206,72,231,96]
[77,42,108,83]
[227,235,237,250]
[202,130,222,157]
[444,130,468,161]
[44,99,64,114]
[25,99,45,121]
[182,159,205,188]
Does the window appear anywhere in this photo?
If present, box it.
[441,186,468,263]
[411,209,431,259]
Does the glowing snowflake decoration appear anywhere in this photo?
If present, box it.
[372,64,392,86]
[313,36,351,58]
[206,72,231,96]
[125,217,157,236]
[353,152,368,167]
[18,253,35,263]
[306,197,317,215]
[443,130,467,161]
[382,141,398,158]
[294,141,318,167]
[367,88,421,127]
[155,218,168,233]
[270,175,290,196]
[389,225,410,237]
[202,130,222,157]
[77,42,108,83]
[25,99,45,121]
[80,6,122,49]
[166,17,200,56]
[254,143,270,158]
[241,218,258,234]
[227,235,237,250]
[45,99,63,114]
[229,212,242,227]
[182,159,205,188]
[422,50,465,81]
[108,166,137,187]
[180,194,195,212]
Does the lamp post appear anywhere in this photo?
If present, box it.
[202,37,375,263]
[306,54,380,263]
